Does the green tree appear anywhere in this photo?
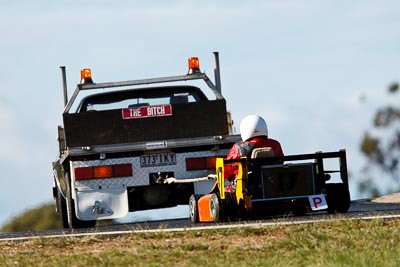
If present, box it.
[1,203,61,232]
[360,82,400,197]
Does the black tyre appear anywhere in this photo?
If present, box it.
[220,192,237,221]
[56,186,69,228]
[326,183,351,214]
[65,172,96,229]
[189,194,203,223]
[209,193,220,223]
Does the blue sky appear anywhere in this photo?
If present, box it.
[0,1,399,225]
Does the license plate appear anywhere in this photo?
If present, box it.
[140,153,176,167]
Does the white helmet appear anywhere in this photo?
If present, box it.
[239,115,268,141]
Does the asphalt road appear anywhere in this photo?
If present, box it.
[1,198,400,241]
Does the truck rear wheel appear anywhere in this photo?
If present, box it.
[65,172,96,229]
[56,186,69,228]
[326,183,351,214]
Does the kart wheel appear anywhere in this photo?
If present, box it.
[65,172,96,229]
[326,183,351,214]
[220,192,237,221]
[209,193,220,223]
[189,194,203,223]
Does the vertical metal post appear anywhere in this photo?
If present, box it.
[60,66,68,108]
[339,149,349,186]
[315,151,325,191]
[213,51,222,94]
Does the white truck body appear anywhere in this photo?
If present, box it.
[52,53,240,228]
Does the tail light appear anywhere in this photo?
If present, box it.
[186,157,217,171]
[75,164,132,181]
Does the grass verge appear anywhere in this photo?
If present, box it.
[1,218,400,266]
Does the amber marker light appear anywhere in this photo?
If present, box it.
[93,166,113,179]
[188,57,201,74]
[80,68,94,84]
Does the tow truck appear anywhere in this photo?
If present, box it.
[52,52,240,229]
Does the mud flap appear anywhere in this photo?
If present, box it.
[75,187,129,220]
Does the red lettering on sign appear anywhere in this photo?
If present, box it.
[122,105,172,119]
[308,194,327,211]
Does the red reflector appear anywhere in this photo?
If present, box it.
[186,158,205,170]
[75,167,93,180]
[186,157,216,171]
[205,157,217,170]
[113,164,132,177]
[74,163,132,180]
